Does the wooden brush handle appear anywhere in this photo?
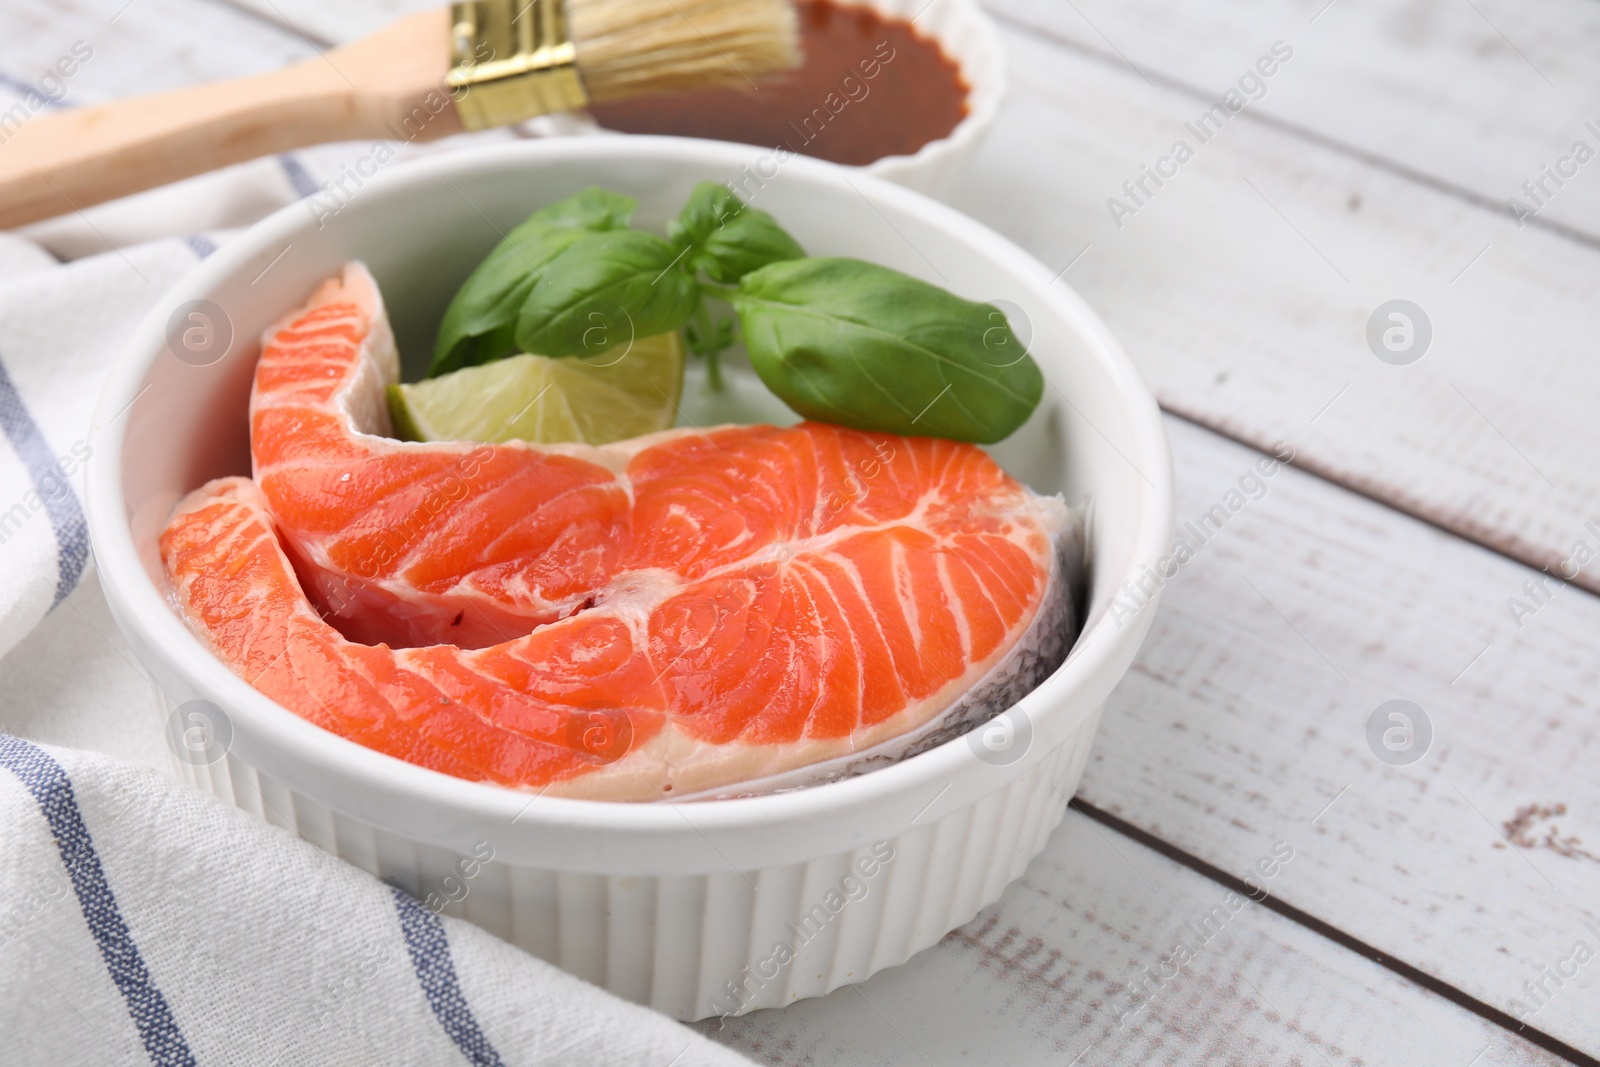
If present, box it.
[0,9,461,230]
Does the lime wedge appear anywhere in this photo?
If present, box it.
[388,332,684,445]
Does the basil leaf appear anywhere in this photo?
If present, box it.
[668,180,805,284]
[514,230,701,358]
[730,258,1044,444]
[429,187,636,376]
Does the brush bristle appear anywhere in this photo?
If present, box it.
[569,0,802,103]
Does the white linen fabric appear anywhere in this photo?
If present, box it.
[0,144,752,1067]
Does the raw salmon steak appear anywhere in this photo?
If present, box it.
[163,262,1075,800]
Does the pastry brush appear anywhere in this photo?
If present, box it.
[0,0,799,229]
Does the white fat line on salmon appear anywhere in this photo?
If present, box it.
[804,439,899,534]
[889,539,924,650]
[789,553,874,725]
[935,553,975,662]
[425,502,985,633]
[332,445,497,584]
[705,496,978,586]
[707,840,896,1020]
[1111,441,1295,628]
[277,310,366,336]
[949,548,1016,652]
[829,555,929,677]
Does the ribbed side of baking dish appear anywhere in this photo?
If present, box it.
[164,683,1100,1020]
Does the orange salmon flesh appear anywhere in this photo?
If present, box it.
[160,263,1069,800]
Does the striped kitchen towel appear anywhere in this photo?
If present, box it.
[0,144,324,660]
[0,232,203,659]
[0,734,751,1066]
[0,146,754,1066]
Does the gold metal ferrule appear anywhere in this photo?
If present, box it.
[447,0,590,130]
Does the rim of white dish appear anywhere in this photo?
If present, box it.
[87,137,1172,839]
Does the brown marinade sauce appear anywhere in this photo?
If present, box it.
[588,0,970,166]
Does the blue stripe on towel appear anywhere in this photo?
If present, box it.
[0,72,66,108]
[276,154,321,199]
[391,887,507,1067]
[183,234,217,260]
[0,735,198,1067]
[0,355,88,606]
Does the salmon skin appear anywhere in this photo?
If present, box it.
[162,262,1075,801]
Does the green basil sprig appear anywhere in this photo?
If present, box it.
[426,182,1045,444]
[430,187,635,376]
[509,181,804,360]
[513,230,701,358]
[668,181,806,285]
[731,259,1044,445]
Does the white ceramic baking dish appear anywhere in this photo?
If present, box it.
[85,137,1172,1020]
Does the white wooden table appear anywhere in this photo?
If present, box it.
[6,0,1598,1062]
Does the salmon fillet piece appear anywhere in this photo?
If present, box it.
[248,265,1066,654]
[250,264,630,649]
[161,261,1072,799]
[162,472,1067,798]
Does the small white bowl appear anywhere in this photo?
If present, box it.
[86,138,1171,1019]
[559,0,1006,200]
[850,0,1006,197]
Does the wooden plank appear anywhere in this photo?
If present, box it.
[206,0,425,46]
[1073,414,1600,1054]
[0,0,312,105]
[941,24,1600,598]
[703,807,1573,1066]
[986,0,1600,241]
